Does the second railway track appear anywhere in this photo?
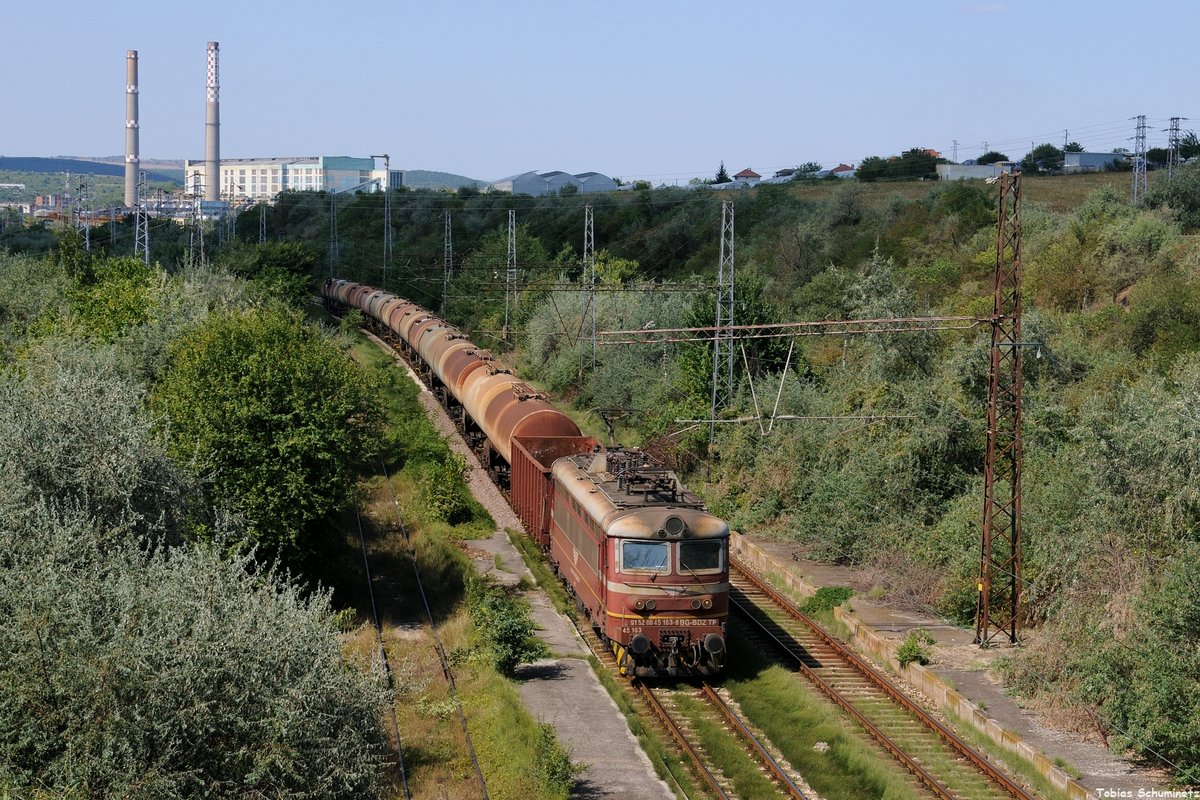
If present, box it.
[729,558,1036,800]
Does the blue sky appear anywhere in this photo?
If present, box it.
[4,0,1195,182]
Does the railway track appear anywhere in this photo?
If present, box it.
[574,608,810,800]
[730,558,1036,800]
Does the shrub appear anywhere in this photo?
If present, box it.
[0,508,391,797]
[465,577,546,675]
[896,628,936,667]
[800,586,854,614]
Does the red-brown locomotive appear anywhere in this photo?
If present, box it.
[323,278,728,677]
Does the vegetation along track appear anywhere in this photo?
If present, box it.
[729,558,1035,800]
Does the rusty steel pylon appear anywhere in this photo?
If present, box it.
[975,171,1023,646]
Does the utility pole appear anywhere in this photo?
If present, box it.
[1166,117,1187,182]
[442,209,453,315]
[1131,115,1148,204]
[708,201,735,445]
[188,197,205,267]
[329,191,339,277]
[371,154,392,288]
[975,171,1024,647]
[952,139,958,163]
[584,203,596,370]
[504,209,516,339]
[258,203,266,244]
[74,177,91,252]
[134,171,149,264]
[1063,129,1068,150]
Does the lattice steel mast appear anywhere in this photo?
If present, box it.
[328,191,339,277]
[975,171,1024,646]
[133,171,149,264]
[1131,115,1148,203]
[442,209,453,315]
[1166,117,1187,182]
[504,209,516,339]
[708,201,735,443]
[371,154,392,287]
[584,203,596,370]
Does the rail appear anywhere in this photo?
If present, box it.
[699,683,809,800]
[379,463,491,800]
[636,682,731,800]
[731,558,1036,800]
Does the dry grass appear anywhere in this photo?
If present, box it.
[775,171,1134,214]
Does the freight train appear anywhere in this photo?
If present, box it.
[322,278,729,677]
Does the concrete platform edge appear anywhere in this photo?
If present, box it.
[730,532,1093,800]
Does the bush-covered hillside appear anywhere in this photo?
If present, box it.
[5,165,1199,781]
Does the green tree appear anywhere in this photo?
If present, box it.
[152,309,381,560]
[1064,141,1084,152]
[0,507,391,798]
[215,240,319,305]
[977,150,1010,165]
[1021,143,1064,174]
[1141,160,1200,230]
[68,256,160,341]
[796,161,822,176]
[715,161,731,184]
[856,155,887,182]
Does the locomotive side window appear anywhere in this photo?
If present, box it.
[622,541,669,572]
[679,540,724,573]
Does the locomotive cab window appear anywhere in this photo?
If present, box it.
[679,540,724,573]
[621,541,669,572]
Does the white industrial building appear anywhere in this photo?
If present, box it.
[182,155,404,202]
[490,170,618,196]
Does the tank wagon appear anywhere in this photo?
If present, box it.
[323,278,728,677]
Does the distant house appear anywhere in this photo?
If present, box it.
[831,163,856,179]
[772,168,796,179]
[1063,152,1128,174]
[734,168,761,184]
[490,170,618,196]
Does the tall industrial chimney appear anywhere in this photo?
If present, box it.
[124,50,139,208]
[204,41,220,202]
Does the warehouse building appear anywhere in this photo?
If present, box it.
[490,170,618,196]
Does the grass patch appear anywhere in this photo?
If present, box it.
[671,692,779,799]
[723,626,922,800]
[942,706,1076,800]
[509,530,577,620]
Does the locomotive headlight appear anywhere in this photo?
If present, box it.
[664,515,687,537]
[645,599,657,611]
[702,598,713,609]
[690,599,701,610]
[634,599,645,611]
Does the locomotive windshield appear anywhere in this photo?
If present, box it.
[679,540,724,572]
[622,541,669,572]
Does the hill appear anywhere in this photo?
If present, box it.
[402,169,486,190]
